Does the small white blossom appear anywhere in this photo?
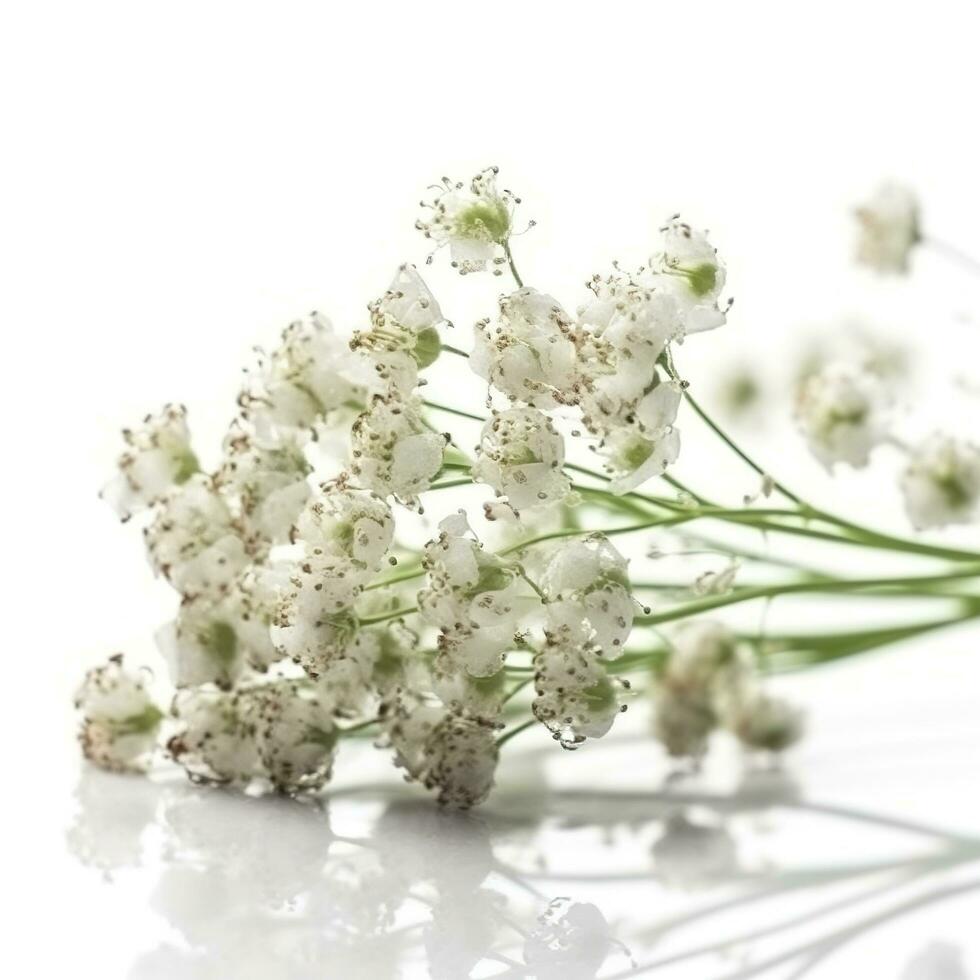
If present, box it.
[351,265,445,394]
[654,217,728,332]
[101,404,200,520]
[471,289,579,407]
[349,394,448,504]
[292,482,395,572]
[143,475,249,598]
[729,691,805,753]
[901,434,980,529]
[217,421,312,547]
[693,562,739,596]
[471,407,570,513]
[240,313,370,437]
[169,688,261,785]
[155,596,247,690]
[417,167,516,274]
[653,621,753,760]
[795,363,887,469]
[385,695,501,808]
[532,640,627,749]
[244,680,339,793]
[419,513,539,677]
[432,659,508,717]
[855,182,920,274]
[596,406,682,494]
[543,535,634,658]
[74,655,163,772]
[271,557,363,679]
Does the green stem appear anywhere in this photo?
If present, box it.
[422,400,485,423]
[502,240,524,288]
[440,343,470,359]
[358,605,419,625]
[636,568,980,627]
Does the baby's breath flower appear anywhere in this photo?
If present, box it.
[654,217,728,331]
[531,639,627,749]
[270,557,363,679]
[652,621,753,760]
[729,691,805,753]
[419,512,539,677]
[244,680,339,793]
[292,481,395,572]
[595,404,682,494]
[230,563,288,672]
[349,393,448,505]
[542,534,635,658]
[240,313,370,437]
[417,167,516,274]
[101,404,200,521]
[168,687,261,785]
[419,711,500,808]
[74,655,164,772]
[471,407,570,514]
[795,363,887,469]
[855,182,920,274]
[155,595,248,690]
[383,693,501,808]
[217,421,312,547]
[900,434,980,529]
[352,265,445,394]
[693,561,739,597]
[471,288,579,407]
[432,659,508,717]
[143,475,249,599]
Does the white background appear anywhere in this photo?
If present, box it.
[4,2,980,977]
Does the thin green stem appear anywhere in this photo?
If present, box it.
[502,240,524,288]
[440,343,470,359]
[358,605,419,625]
[502,677,534,706]
[422,400,486,423]
[636,568,980,627]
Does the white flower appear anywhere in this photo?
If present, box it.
[729,691,804,753]
[594,402,682,494]
[352,265,445,394]
[244,680,339,793]
[422,712,500,808]
[654,217,728,331]
[542,534,634,658]
[855,182,920,274]
[471,289,579,407]
[101,404,200,520]
[155,596,248,689]
[230,563,289,671]
[348,394,448,504]
[532,640,627,749]
[795,363,887,469]
[418,513,539,677]
[382,692,500,807]
[240,312,370,437]
[693,561,739,596]
[270,557,363,679]
[431,658,508,717]
[292,482,395,572]
[169,688,260,785]
[653,621,754,760]
[901,434,980,529]
[74,655,163,772]
[471,407,570,513]
[417,167,516,274]
[217,421,312,547]
[143,475,249,598]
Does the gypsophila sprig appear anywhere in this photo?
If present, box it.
[74,165,980,807]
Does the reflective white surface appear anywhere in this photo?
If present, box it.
[53,638,980,979]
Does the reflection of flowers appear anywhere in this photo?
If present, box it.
[523,898,623,980]
[651,810,739,890]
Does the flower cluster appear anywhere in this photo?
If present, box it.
[854,182,920,275]
[651,622,803,762]
[77,166,837,812]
